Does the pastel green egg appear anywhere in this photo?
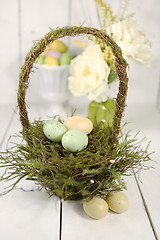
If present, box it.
[62,129,88,152]
[43,120,67,142]
[35,54,45,65]
[59,52,73,65]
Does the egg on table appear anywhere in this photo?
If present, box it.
[43,119,67,142]
[62,129,88,152]
[83,196,109,220]
[63,116,93,134]
[106,191,129,213]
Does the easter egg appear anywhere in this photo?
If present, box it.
[106,191,129,213]
[62,129,88,152]
[35,55,45,65]
[45,50,61,59]
[49,40,68,53]
[44,56,59,66]
[43,120,67,142]
[59,52,73,65]
[83,196,109,220]
[63,116,93,134]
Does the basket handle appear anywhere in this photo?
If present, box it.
[18,26,128,139]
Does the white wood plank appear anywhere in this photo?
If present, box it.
[0,105,16,147]
[0,105,60,240]
[71,0,100,28]
[0,190,60,240]
[21,0,69,53]
[0,0,19,105]
[125,104,160,239]
[62,176,155,240]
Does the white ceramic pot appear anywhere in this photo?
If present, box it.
[36,63,70,102]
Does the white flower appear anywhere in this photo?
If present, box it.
[107,19,152,64]
[68,44,110,102]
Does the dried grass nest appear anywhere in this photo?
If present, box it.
[0,26,151,200]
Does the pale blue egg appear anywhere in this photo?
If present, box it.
[43,119,67,142]
[62,129,88,152]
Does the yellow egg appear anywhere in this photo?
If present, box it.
[83,196,109,220]
[44,56,59,66]
[63,116,93,134]
[49,40,68,53]
[106,191,129,214]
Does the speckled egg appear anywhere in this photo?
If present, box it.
[62,129,88,152]
[44,56,59,66]
[59,52,73,65]
[83,196,109,220]
[49,40,68,53]
[63,116,93,135]
[106,191,129,213]
[43,119,67,142]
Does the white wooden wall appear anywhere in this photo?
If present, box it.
[0,0,160,106]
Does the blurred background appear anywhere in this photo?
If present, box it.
[0,0,160,109]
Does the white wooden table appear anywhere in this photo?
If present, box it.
[0,101,160,240]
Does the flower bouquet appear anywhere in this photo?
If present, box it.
[68,0,152,126]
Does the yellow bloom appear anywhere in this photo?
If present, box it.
[74,39,86,49]
[95,0,117,26]
[103,46,115,70]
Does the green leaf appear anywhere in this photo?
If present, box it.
[67,177,78,186]
[82,168,100,176]
[22,159,42,169]
[108,70,118,84]
[88,98,116,127]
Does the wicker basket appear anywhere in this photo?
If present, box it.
[16,26,130,200]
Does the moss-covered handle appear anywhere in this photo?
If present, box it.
[18,26,128,139]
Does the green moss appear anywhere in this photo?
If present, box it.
[0,120,152,200]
